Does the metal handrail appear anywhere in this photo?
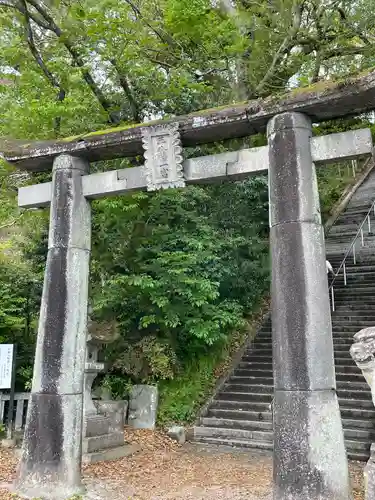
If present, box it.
[329,197,375,311]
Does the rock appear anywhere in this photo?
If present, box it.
[167,426,186,444]
[365,444,375,500]
[1,438,17,448]
[128,385,158,430]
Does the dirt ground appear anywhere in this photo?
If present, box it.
[0,428,366,499]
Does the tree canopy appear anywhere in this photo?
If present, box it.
[0,0,374,138]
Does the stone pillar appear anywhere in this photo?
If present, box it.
[15,155,91,499]
[267,112,351,500]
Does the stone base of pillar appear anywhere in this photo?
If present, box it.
[273,390,351,500]
[14,392,85,499]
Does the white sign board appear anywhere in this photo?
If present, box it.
[0,344,14,389]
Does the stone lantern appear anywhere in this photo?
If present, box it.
[82,314,136,463]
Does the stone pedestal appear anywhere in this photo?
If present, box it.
[82,400,136,464]
[267,112,351,500]
[14,155,90,499]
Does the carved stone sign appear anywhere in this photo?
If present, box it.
[141,123,184,191]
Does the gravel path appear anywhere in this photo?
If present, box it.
[0,428,366,499]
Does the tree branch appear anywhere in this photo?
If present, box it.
[255,1,304,96]
[122,0,174,47]
[111,59,141,123]
[19,0,65,133]
[20,0,65,97]
[0,0,50,28]
[25,0,118,123]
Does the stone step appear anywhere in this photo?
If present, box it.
[333,316,375,323]
[200,417,273,432]
[333,351,353,358]
[193,436,273,451]
[243,349,272,357]
[332,275,375,284]
[232,371,273,381]
[218,391,272,403]
[347,450,371,461]
[342,418,375,430]
[207,408,272,422]
[336,372,366,382]
[333,298,375,304]
[224,383,273,394]
[335,365,362,374]
[235,368,273,377]
[83,443,139,464]
[339,398,374,410]
[332,324,370,332]
[333,344,353,350]
[344,428,375,441]
[343,438,370,452]
[82,431,124,454]
[193,436,369,460]
[194,426,273,442]
[337,390,372,401]
[334,303,375,311]
[211,400,271,412]
[333,309,375,317]
[333,289,375,296]
[336,381,369,390]
[238,362,272,370]
[252,342,273,349]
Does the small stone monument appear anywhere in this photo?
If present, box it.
[83,317,138,463]
[350,327,375,500]
[128,385,158,429]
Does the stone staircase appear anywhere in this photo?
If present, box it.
[193,166,375,461]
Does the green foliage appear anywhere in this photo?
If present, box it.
[88,181,268,384]
[157,352,223,425]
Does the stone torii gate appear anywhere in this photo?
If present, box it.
[3,72,375,500]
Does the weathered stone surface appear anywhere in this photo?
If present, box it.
[268,112,351,500]
[273,390,351,500]
[17,128,373,209]
[167,425,186,444]
[311,127,372,165]
[4,70,375,171]
[14,154,91,498]
[84,414,110,438]
[95,400,127,433]
[82,431,124,453]
[270,221,335,391]
[142,122,184,191]
[82,443,140,464]
[268,113,320,227]
[364,444,375,500]
[15,393,85,499]
[128,385,158,429]
[350,327,375,406]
